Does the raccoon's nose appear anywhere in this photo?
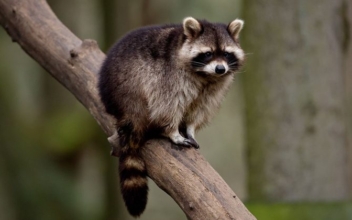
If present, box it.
[215,65,226,74]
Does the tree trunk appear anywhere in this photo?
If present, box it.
[243,0,350,201]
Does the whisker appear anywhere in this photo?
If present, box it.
[192,61,206,65]
[191,61,206,67]
[228,61,238,66]
[227,58,238,63]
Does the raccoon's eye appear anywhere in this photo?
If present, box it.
[223,52,230,57]
[204,52,213,57]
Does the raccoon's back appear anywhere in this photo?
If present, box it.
[106,24,183,65]
[99,24,184,119]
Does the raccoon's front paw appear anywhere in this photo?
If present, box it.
[175,138,199,149]
[171,137,199,149]
[169,133,199,149]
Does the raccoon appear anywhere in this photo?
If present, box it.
[98,17,244,217]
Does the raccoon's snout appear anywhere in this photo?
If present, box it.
[215,65,226,74]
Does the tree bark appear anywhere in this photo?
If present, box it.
[0,0,256,219]
[243,0,349,201]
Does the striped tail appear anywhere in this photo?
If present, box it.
[119,151,148,217]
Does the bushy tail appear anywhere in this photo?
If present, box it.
[119,150,148,217]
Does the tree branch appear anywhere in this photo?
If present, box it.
[0,0,256,219]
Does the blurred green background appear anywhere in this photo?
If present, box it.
[1,0,352,219]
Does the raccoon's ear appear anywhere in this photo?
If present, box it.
[228,19,244,40]
[183,17,202,39]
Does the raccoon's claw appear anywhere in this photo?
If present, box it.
[186,137,199,149]
[169,137,199,149]
[178,138,199,149]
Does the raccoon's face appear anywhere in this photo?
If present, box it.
[179,17,245,77]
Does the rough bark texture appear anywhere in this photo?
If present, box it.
[0,0,256,219]
[243,0,349,201]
